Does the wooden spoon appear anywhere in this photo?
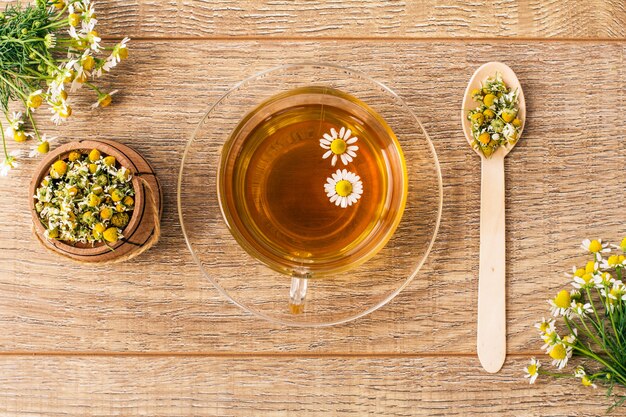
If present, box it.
[461,62,526,373]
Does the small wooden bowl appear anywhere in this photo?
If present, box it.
[29,139,162,263]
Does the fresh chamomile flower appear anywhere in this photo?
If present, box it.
[6,111,24,131]
[571,300,593,317]
[70,65,88,92]
[29,135,57,157]
[50,102,72,125]
[0,150,22,176]
[91,90,117,108]
[581,239,610,260]
[574,366,597,389]
[44,33,56,48]
[534,317,555,334]
[601,280,625,311]
[601,254,626,270]
[87,30,101,52]
[324,169,363,208]
[26,90,44,109]
[320,127,359,166]
[548,289,573,317]
[572,270,596,290]
[593,271,614,289]
[524,358,540,384]
[100,37,130,75]
[548,341,573,370]
[540,327,560,351]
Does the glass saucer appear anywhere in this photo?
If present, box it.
[178,63,442,327]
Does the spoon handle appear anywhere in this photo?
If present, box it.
[477,155,506,373]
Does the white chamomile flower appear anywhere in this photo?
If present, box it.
[571,300,593,317]
[319,126,359,166]
[91,90,117,108]
[0,150,22,176]
[29,135,57,157]
[594,271,614,289]
[572,273,596,290]
[574,366,597,389]
[87,30,101,52]
[534,317,555,334]
[7,111,24,130]
[324,169,363,208]
[581,239,610,260]
[548,342,572,370]
[44,33,56,48]
[548,290,573,318]
[601,254,626,270]
[601,280,625,311]
[68,25,80,40]
[50,101,72,125]
[524,358,540,384]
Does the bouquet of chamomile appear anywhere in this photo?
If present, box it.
[525,238,626,411]
[0,0,129,176]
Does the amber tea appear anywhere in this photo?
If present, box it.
[218,87,407,276]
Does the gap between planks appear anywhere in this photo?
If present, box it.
[99,36,626,43]
[0,351,545,358]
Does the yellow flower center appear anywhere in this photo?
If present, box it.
[608,255,619,266]
[27,94,43,109]
[335,180,353,197]
[585,261,596,273]
[581,376,593,387]
[588,239,602,253]
[574,268,585,277]
[549,344,567,360]
[581,273,593,283]
[99,94,112,107]
[330,139,347,155]
[554,290,571,309]
[538,322,549,332]
[527,364,537,376]
[37,141,50,154]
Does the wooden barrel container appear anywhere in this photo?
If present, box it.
[29,139,162,263]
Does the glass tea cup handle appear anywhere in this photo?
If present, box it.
[289,272,310,314]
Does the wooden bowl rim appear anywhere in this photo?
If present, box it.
[29,139,145,255]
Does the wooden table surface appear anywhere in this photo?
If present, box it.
[1,1,625,415]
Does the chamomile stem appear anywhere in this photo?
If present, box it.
[587,287,607,336]
[564,317,626,376]
[24,106,41,142]
[567,343,626,386]
[84,82,102,95]
[0,74,28,100]
[606,297,623,351]
[0,119,7,159]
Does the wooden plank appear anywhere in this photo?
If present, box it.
[0,40,624,353]
[1,0,625,39]
[0,355,613,416]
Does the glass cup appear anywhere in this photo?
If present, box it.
[178,64,442,326]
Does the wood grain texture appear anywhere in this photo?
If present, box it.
[0,356,614,416]
[0,40,624,355]
[2,0,625,39]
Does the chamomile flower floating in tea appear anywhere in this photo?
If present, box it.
[319,126,359,166]
[34,148,134,245]
[324,169,363,208]
[467,72,523,157]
